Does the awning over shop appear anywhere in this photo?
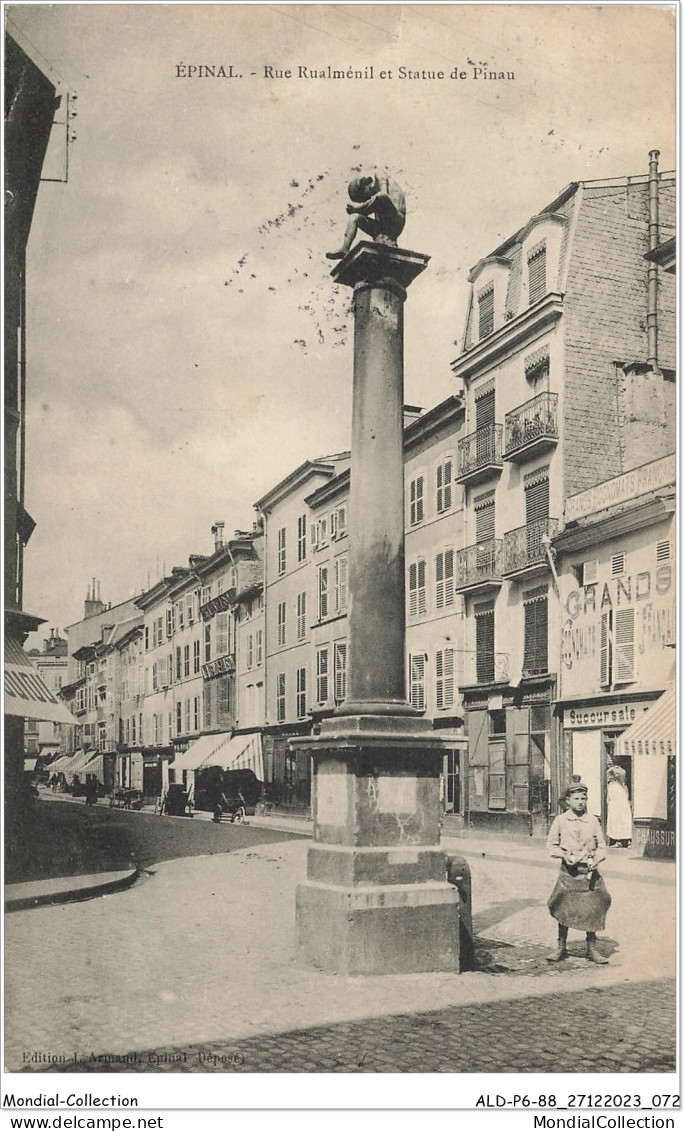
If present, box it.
[619,686,676,759]
[4,637,78,725]
[171,732,264,780]
[57,749,100,778]
[47,755,74,774]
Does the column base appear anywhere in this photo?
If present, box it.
[296,878,460,975]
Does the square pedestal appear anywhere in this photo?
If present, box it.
[292,716,461,975]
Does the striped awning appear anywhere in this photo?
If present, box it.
[5,637,78,725]
[619,686,676,759]
[171,732,264,780]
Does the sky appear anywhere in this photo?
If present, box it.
[8,2,676,641]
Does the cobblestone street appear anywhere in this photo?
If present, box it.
[7,833,675,1075]
[35,979,675,1074]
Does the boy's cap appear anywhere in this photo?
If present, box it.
[565,782,588,799]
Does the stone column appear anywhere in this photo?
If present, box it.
[293,242,460,975]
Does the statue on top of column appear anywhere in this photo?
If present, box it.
[326,172,406,260]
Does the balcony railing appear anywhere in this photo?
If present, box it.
[457,423,503,484]
[504,391,559,461]
[456,538,503,592]
[503,517,559,576]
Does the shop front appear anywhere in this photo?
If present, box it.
[558,694,663,839]
[618,685,675,858]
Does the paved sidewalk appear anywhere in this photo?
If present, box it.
[5,869,138,913]
[6,837,675,1073]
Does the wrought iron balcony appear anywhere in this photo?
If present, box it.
[504,391,559,462]
[456,538,504,593]
[456,423,503,485]
[503,517,559,578]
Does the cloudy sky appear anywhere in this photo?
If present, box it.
[9,2,675,640]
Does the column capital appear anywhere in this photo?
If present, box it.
[330,241,430,292]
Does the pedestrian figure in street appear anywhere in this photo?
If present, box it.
[546,782,612,964]
[606,765,632,848]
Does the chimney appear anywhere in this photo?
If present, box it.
[647,149,661,374]
[84,579,106,619]
[403,404,423,430]
[211,521,225,552]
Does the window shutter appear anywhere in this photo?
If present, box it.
[475,492,495,542]
[523,589,548,675]
[528,243,546,305]
[337,506,347,537]
[524,475,549,524]
[600,611,611,687]
[435,553,445,610]
[409,653,426,711]
[408,562,418,617]
[475,389,495,430]
[334,642,347,703]
[656,540,670,563]
[478,286,494,340]
[611,552,625,576]
[436,462,443,513]
[417,558,427,616]
[410,476,424,525]
[317,649,329,702]
[614,608,635,682]
[475,603,495,683]
[436,649,454,710]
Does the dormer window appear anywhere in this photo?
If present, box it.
[527,241,547,305]
[478,284,495,340]
[518,212,567,311]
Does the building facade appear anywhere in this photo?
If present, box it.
[554,454,676,856]
[450,161,675,835]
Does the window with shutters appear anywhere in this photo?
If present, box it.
[409,474,425,525]
[165,608,174,639]
[297,514,307,562]
[204,623,211,662]
[475,601,495,683]
[475,491,495,542]
[316,648,329,703]
[522,587,548,676]
[478,284,494,340]
[334,556,348,613]
[185,697,191,732]
[276,673,286,723]
[488,741,506,809]
[409,653,427,711]
[656,540,670,563]
[256,628,263,666]
[277,527,286,575]
[436,455,453,513]
[435,548,455,610]
[334,642,347,704]
[194,696,200,731]
[336,505,347,538]
[152,662,159,692]
[408,558,427,618]
[217,612,229,655]
[277,601,286,647]
[175,646,182,682]
[193,639,200,674]
[176,701,182,736]
[318,566,329,620]
[297,591,307,640]
[524,467,550,524]
[528,241,547,305]
[296,668,307,719]
[247,633,254,669]
[601,608,636,686]
[435,648,455,710]
[183,644,190,678]
[475,386,495,430]
[611,552,625,577]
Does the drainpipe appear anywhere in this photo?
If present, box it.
[647,149,661,374]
